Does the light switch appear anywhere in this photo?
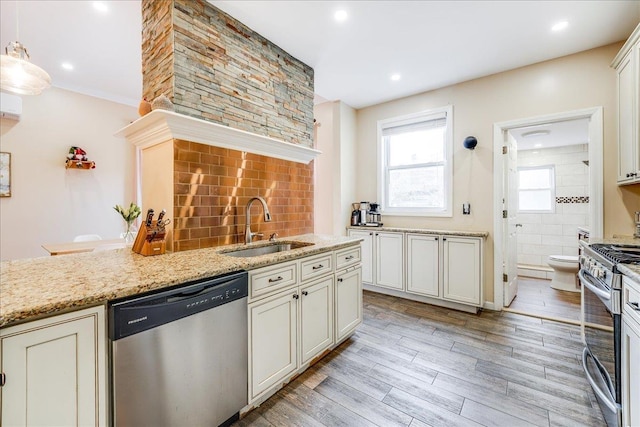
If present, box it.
[463,203,471,215]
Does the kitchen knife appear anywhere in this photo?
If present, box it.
[144,209,155,227]
[156,209,166,226]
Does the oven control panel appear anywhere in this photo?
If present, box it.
[580,255,607,281]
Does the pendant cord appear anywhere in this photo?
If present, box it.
[15,0,19,40]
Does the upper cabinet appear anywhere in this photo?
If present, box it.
[613,24,640,185]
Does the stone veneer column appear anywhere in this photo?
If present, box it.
[141,0,314,147]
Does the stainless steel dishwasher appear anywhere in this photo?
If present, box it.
[109,271,248,427]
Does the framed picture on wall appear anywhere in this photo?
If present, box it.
[0,152,11,197]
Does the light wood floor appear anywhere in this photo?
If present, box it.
[505,277,582,324]
[233,290,605,427]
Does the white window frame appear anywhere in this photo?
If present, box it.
[377,106,453,217]
[517,164,556,213]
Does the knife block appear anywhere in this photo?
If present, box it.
[132,221,167,256]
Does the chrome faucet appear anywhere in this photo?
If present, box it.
[245,197,271,244]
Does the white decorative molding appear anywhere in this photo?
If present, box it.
[115,110,321,164]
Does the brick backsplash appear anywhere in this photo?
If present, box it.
[142,0,314,147]
[172,140,314,252]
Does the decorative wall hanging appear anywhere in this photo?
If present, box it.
[0,152,11,197]
[65,146,95,169]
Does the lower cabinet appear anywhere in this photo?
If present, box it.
[347,229,403,290]
[406,234,440,297]
[622,315,640,427]
[249,289,298,401]
[442,236,482,305]
[335,267,363,342]
[0,306,107,427]
[248,247,362,404]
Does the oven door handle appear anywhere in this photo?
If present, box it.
[581,348,620,413]
[579,270,611,301]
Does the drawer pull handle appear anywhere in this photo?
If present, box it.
[0,373,5,387]
[269,276,284,283]
[312,264,324,270]
[302,291,309,296]
[345,255,354,260]
[628,301,640,311]
[337,278,344,282]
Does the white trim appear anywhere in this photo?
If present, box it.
[493,107,603,310]
[376,105,453,217]
[114,110,322,164]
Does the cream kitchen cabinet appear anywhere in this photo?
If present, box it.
[300,276,334,365]
[613,23,640,185]
[406,233,440,297]
[248,287,298,401]
[347,229,373,283]
[347,229,403,290]
[622,276,640,427]
[442,236,482,306]
[0,306,107,427]
[247,246,361,405]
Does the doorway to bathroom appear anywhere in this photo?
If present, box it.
[492,107,603,324]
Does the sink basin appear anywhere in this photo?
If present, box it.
[221,241,314,258]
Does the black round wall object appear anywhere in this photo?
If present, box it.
[463,136,478,150]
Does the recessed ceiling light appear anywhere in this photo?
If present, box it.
[522,130,551,138]
[93,1,108,13]
[390,74,401,81]
[534,143,542,148]
[61,62,74,71]
[551,21,568,32]
[334,10,348,22]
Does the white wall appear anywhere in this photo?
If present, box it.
[354,43,640,304]
[314,101,357,236]
[0,87,137,260]
[517,144,589,267]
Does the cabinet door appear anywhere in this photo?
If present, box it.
[348,230,373,284]
[622,316,640,427]
[617,47,638,183]
[300,276,334,365]
[249,290,298,401]
[406,234,440,297]
[1,307,106,427]
[443,237,482,305]
[375,232,404,290]
[335,267,363,342]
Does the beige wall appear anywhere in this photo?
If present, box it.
[355,42,640,305]
[0,88,137,260]
[314,101,357,236]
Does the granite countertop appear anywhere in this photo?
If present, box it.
[618,264,640,283]
[347,226,489,238]
[0,234,360,328]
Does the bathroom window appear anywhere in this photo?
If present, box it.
[377,106,453,217]
[518,165,555,212]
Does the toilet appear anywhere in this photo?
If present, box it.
[547,255,580,292]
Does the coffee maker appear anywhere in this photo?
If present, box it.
[367,203,382,226]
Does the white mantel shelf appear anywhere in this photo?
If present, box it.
[114,109,321,164]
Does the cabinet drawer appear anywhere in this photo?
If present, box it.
[250,261,297,300]
[335,245,361,270]
[300,253,333,281]
[623,277,640,320]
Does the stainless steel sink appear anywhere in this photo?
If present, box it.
[221,241,314,258]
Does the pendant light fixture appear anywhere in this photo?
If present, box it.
[0,2,51,95]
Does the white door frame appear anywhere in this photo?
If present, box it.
[492,107,603,310]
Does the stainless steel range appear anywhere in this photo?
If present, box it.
[579,243,640,427]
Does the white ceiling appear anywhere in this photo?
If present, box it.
[510,118,590,151]
[1,1,638,109]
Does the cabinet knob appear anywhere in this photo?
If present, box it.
[292,294,299,299]
[337,278,344,282]
[302,291,309,296]
[435,237,438,241]
[627,173,631,178]
[0,372,5,387]
[443,237,447,241]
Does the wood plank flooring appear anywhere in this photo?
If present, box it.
[233,290,605,427]
[505,277,582,324]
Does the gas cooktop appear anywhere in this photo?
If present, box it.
[589,244,640,265]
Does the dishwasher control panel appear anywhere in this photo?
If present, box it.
[109,271,248,340]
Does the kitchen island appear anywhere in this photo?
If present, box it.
[0,234,360,328]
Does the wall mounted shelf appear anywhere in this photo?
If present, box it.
[65,159,96,169]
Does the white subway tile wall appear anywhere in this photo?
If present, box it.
[516,144,589,270]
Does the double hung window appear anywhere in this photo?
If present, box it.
[378,106,452,216]
[517,165,555,212]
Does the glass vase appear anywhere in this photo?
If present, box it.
[123,222,136,244]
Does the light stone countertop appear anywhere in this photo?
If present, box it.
[346,226,489,238]
[0,234,360,328]
[619,264,640,283]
